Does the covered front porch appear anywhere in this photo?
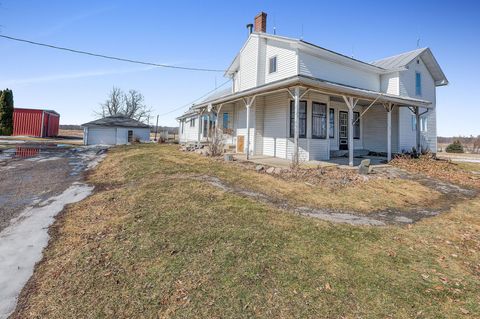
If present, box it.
[194,75,431,167]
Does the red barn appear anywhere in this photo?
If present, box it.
[13,108,60,137]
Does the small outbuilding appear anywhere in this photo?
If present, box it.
[82,115,150,145]
[13,108,60,137]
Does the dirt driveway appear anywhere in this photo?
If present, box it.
[0,143,106,318]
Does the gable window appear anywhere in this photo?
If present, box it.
[289,100,307,138]
[269,56,277,74]
[353,112,360,139]
[312,102,327,139]
[415,72,422,96]
[222,112,229,130]
[329,108,335,138]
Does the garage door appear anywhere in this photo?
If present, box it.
[87,127,117,145]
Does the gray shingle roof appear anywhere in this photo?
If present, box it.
[370,48,426,69]
[201,87,232,103]
[82,115,150,128]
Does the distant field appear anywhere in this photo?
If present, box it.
[58,129,83,138]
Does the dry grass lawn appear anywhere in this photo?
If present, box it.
[14,144,480,318]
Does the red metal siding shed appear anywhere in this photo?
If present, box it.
[13,108,60,137]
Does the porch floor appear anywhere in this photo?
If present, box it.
[232,154,389,169]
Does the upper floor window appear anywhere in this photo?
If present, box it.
[269,56,277,74]
[289,100,307,138]
[415,72,422,96]
[312,102,327,139]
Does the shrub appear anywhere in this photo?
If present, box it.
[445,140,464,153]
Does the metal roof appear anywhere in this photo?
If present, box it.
[14,107,60,116]
[370,48,426,69]
[82,115,150,128]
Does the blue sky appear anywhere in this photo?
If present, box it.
[0,0,479,136]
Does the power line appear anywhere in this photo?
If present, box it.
[0,34,225,73]
[159,79,231,117]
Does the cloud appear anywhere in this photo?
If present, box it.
[0,66,155,87]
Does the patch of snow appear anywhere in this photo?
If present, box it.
[0,182,94,318]
[0,140,26,144]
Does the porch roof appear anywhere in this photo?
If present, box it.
[189,75,432,113]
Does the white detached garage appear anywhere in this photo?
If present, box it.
[82,115,150,145]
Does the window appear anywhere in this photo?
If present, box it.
[420,116,428,132]
[312,102,327,139]
[190,118,196,127]
[415,72,422,96]
[329,108,335,138]
[411,115,416,131]
[222,112,229,130]
[289,100,307,138]
[127,130,133,143]
[269,56,277,74]
[353,112,360,139]
[202,115,209,138]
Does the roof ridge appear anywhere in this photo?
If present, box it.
[370,47,427,64]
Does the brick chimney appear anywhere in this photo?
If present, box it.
[254,12,267,33]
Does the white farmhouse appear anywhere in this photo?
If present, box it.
[82,115,150,145]
[178,12,448,166]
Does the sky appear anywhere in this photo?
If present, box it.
[0,0,479,136]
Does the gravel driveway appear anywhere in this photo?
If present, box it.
[0,143,107,318]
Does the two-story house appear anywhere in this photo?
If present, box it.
[178,12,448,166]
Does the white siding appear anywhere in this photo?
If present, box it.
[116,127,150,144]
[179,117,199,143]
[380,72,399,94]
[238,36,259,91]
[254,97,265,155]
[234,101,255,154]
[398,107,417,152]
[399,57,437,152]
[362,106,399,153]
[86,127,149,145]
[264,38,298,84]
[217,104,235,145]
[298,51,380,91]
[262,92,289,159]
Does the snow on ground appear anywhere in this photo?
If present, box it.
[0,145,107,319]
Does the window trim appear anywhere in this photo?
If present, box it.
[415,71,422,96]
[289,100,307,139]
[353,111,360,140]
[311,101,327,139]
[329,108,335,139]
[268,56,278,74]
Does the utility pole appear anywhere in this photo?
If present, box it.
[154,115,159,141]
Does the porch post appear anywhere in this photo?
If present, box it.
[342,96,358,167]
[197,113,202,144]
[294,86,300,165]
[348,102,354,166]
[386,103,392,162]
[415,107,421,152]
[245,102,251,159]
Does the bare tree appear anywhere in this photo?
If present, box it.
[96,86,124,118]
[124,89,151,122]
[96,87,151,122]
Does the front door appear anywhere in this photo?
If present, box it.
[339,111,348,150]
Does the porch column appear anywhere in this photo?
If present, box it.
[386,103,393,162]
[197,113,202,144]
[215,104,224,139]
[415,107,421,152]
[293,86,300,165]
[245,103,251,159]
[342,96,358,167]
